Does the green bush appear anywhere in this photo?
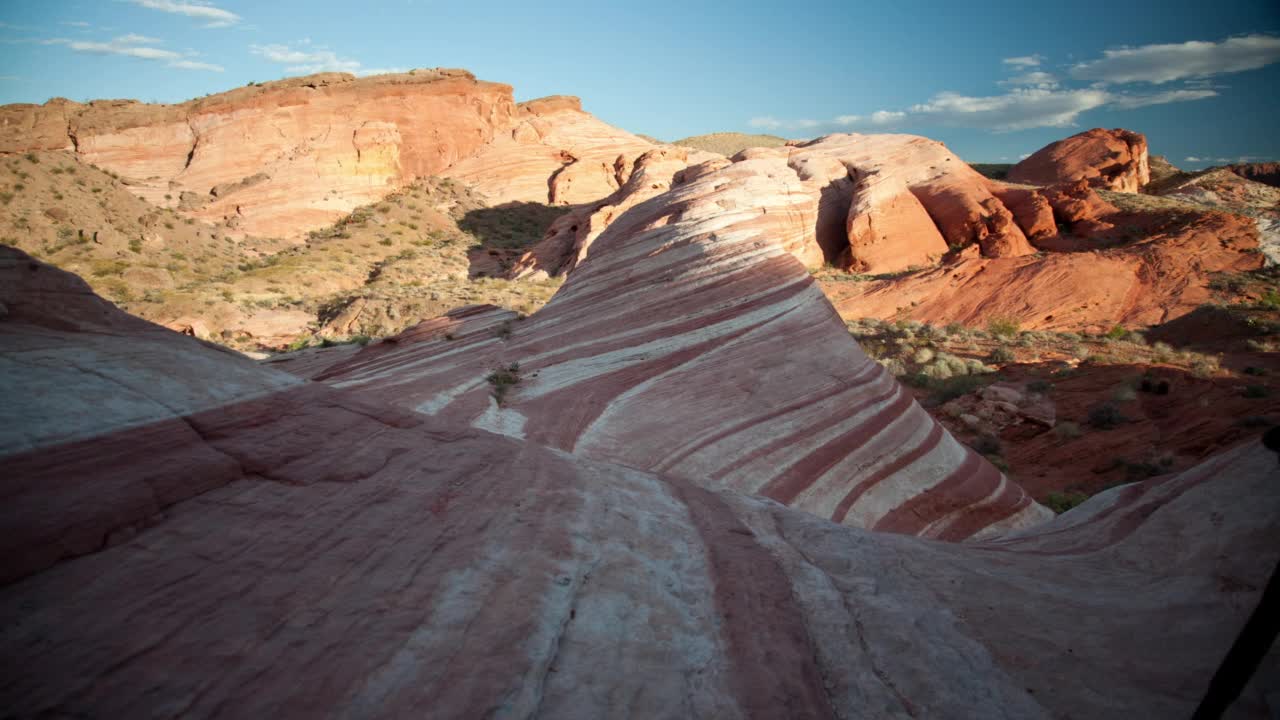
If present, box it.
[987,316,1021,338]
[1044,491,1089,514]
[1087,402,1126,430]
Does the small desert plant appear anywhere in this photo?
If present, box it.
[1053,421,1082,441]
[1027,379,1053,394]
[1243,385,1270,399]
[1087,402,1126,430]
[988,346,1016,364]
[1044,491,1089,514]
[486,362,521,405]
[987,316,1021,338]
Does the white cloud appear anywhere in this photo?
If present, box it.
[115,33,162,44]
[251,43,362,74]
[749,116,818,131]
[834,110,905,127]
[356,67,410,77]
[1109,88,1218,109]
[1002,55,1043,68]
[60,21,91,28]
[999,71,1059,89]
[45,34,222,71]
[1070,34,1280,84]
[1185,156,1203,162]
[906,88,1112,131]
[1019,153,1031,159]
[127,0,240,27]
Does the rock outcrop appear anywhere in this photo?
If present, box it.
[310,149,1050,538]
[0,72,664,238]
[3,244,1278,717]
[1009,128,1151,192]
[1228,162,1280,188]
[441,95,677,206]
[821,209,1262,331]
[510,133,1038,279]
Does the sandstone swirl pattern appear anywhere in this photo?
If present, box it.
[313,149,1051,540]
[2,224,1278,716]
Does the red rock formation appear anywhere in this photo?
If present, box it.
[512,134,1038,279]
[315,152,1049,539]
[991,186,1057,243]
[1009,128,1151,192]
[1227,162,1280,188]
[441,95,670,206]
[0,72,665,238]
[1041,179,1120,236]
[822,210,1262,331]
[2,242,1277,717]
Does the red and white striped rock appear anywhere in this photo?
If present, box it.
[2,246,1277,717]
[314,152,1050,539]
[511,133,1038,279]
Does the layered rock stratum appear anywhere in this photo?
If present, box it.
[0,71,667,238]
[3,161,1278,717]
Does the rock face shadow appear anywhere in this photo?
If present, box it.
[460,202,571,278]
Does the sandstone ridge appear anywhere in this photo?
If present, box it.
[0,70,665,237]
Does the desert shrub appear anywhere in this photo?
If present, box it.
[1054,421,1082,440]
[1104,324,1127,340]
[1111,384,1137,402]
[1190,356,1221,378]
[1027,379,1053,394]
[912,347,935,364]
[286,337,311,352]
[1087,402,1126,430]
[877,357,907,376]
[929,374,990,404]
[24,152,38,164]
[988,346,1016,364]
[486,362,521,405]
[987,316,1021,338]
[1244,385,1270,398]
[1044,491,1089,514]
[971,434,1002,456]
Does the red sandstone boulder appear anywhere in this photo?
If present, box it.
[1009,128,1151,192]
[992,186,1058,243]
[1042,179,1120,236]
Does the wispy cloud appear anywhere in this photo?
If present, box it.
[748,116,819,131]
[1109,88,1218,109]
[45,34,223,71]
[1002,55,1043,68]
[834,110,905,126]
[60,21,91,28]
[753,36,1253,133]
[127,0,240,28]
[251,42,360,74]
[1071,34,1280,84]
[998,71,1058,89]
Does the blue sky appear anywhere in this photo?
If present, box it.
[1,0,1277,166]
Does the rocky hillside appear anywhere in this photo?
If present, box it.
[672,131,790,156]
[0,70,673,239]
[0,148,566,349]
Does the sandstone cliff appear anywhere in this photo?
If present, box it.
[0,71,663,238]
